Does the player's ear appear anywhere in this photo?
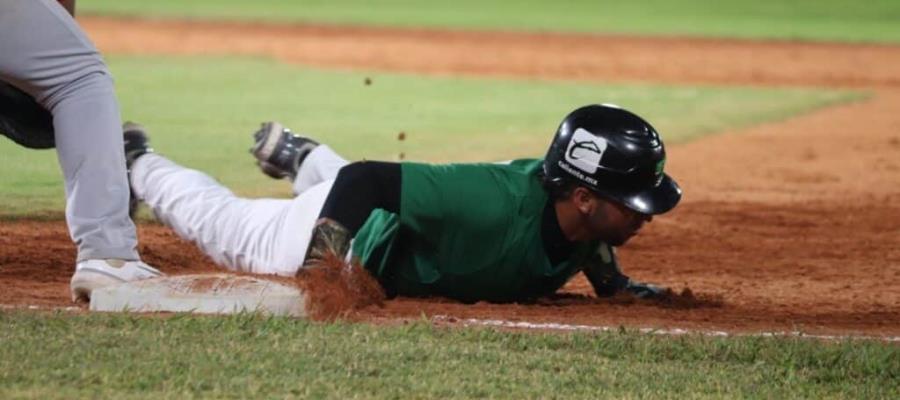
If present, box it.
[572,186,596,214]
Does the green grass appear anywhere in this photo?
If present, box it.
[0,55,863,216]
[0,311,896,399]
[79,0,900,43]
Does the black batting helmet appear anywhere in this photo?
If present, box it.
[542,104,681,215]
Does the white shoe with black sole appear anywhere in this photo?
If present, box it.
[70,259,163,302]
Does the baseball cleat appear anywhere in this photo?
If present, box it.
[249,121,319,180]
[123,121,153,170]
[122,121,154,216]
[70,259,164,302]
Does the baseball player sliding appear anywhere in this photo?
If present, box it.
[0,0,161,302]
[120,104,681,303]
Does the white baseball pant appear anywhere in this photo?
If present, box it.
[130,145,350,276]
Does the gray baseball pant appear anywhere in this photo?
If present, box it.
[0,0,139,261]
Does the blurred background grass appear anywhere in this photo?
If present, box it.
[4,0,888,214]
[80,0,900,43]
[0,55,861,215]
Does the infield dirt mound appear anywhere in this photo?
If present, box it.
[1,17,898,337]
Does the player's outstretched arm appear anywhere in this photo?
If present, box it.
[583,244,630,297]
[622,280,668,299]
[582,243,668,299]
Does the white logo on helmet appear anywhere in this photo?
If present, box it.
[564,128,607,174]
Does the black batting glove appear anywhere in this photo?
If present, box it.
[591,272,630,297]
[623,279,669,299]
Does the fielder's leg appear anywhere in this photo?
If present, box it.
[0,0,139,262]
[0,1,160,301]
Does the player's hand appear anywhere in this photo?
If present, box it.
[623,279,669,299]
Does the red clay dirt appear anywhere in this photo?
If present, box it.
[1,17,899,337]
[297,253,386,321]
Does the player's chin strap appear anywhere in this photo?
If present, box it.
[302,218,353,270]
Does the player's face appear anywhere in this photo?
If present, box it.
[586,196,652,246]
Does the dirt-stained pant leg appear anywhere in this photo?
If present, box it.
[0,0,138,261]
[131,154,334,276]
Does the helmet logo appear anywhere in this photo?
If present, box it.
[565,128,608,174]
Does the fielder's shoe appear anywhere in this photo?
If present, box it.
[249,121,319,180]
[70,259,164,302]
[123,121,153,216]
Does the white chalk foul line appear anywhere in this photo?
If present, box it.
[431,315,900,343]
[4,304,898,342]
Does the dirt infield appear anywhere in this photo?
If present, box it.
[2,17,898,337]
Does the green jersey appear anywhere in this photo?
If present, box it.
[352,159,600,303]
